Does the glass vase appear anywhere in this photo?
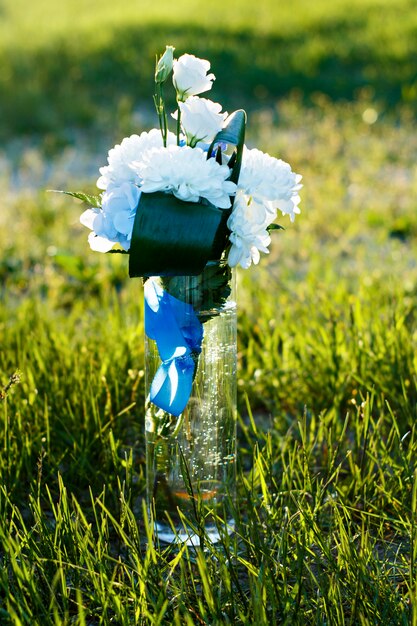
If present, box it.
[144,261,237,545]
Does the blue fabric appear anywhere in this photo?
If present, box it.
[144,279,203,417]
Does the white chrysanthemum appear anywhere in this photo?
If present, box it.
[227,191,275,269]
[238,147,302,222]
[97,129,177,190]
[80,182,141,252]
[130,145,236,209]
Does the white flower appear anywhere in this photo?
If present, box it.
[97,129,177,190]
[174,96,227,146]
[131,145,236,208]
[80,182,141,252]
[227,191,274,269]
[173,54,215,100]
[238,147,302,222]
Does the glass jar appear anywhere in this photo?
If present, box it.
[144,261,237,545]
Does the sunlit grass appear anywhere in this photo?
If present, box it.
[3,0,416,45]
[2,3,417,618]
[1,94,417,622]
[1,0,417,137]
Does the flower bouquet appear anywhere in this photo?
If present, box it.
[62,46,302,544]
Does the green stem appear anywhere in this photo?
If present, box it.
[161,84,168,147]
[154,83,168,147]
[176,102,181,146]
[171,413,185,437]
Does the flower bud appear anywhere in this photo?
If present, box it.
[155,45,175,84]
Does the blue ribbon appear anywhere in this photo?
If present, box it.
[144,279,203,417]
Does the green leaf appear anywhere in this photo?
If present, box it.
[129,192,228,278]
[162,261,232,320]
[268,223,285,231]
[208,109,247,184]
[50,190,102,208]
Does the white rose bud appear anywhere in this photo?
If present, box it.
[155,45,175,84]
[173,53,215,101]
[176,96,227,146]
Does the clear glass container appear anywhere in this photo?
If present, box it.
[144,261,237,545]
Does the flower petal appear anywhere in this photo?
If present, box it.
[88,232,115,252]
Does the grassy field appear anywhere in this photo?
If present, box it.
[2,0,417,623]
[1,0,417,138]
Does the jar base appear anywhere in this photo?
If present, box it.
[154,519,235,546]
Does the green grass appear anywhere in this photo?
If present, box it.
[2,95,417,623]
[2,0,417,621]
[1,0,417,138]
